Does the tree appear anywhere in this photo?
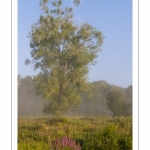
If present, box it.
[25,0,104,115]
[106,89,128,116]
[18,75,44,116]
[125,85,132,115]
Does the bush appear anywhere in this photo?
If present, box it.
[50,136,81,150]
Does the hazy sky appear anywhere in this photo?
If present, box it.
[18,0,132,88]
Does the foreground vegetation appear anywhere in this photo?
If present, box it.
[18,116,132,150]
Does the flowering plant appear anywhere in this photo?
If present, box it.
[51,136,81,150]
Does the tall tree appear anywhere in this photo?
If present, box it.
[25,0,104,115]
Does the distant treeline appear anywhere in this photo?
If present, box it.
[18,75,132,116]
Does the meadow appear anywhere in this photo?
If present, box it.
[18,116,132,150]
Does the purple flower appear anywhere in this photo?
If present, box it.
[51,136,81,150]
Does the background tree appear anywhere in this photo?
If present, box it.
[125,85,132,115]
[18,75,44,116]
[18,75,132,116]
[106,89,129,116]
[25,0,104,115]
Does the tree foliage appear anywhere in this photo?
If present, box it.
[18,75,44,116]
[106,89,130,116]
[18,76,132,116]
[25,0,104,115]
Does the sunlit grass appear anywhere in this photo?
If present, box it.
[18,116,132,150]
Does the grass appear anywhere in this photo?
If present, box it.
[18,116,132,150]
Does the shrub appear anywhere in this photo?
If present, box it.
[51,136,81,150]
[45,117,69,125]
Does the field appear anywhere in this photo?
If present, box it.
[18,116,132,150]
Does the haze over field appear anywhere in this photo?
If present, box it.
[18,75,132,116]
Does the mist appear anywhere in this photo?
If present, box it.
[18,75,132,117]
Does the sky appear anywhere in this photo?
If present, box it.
[18,0,132,88]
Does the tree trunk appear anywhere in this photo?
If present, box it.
[58,84,65,103]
